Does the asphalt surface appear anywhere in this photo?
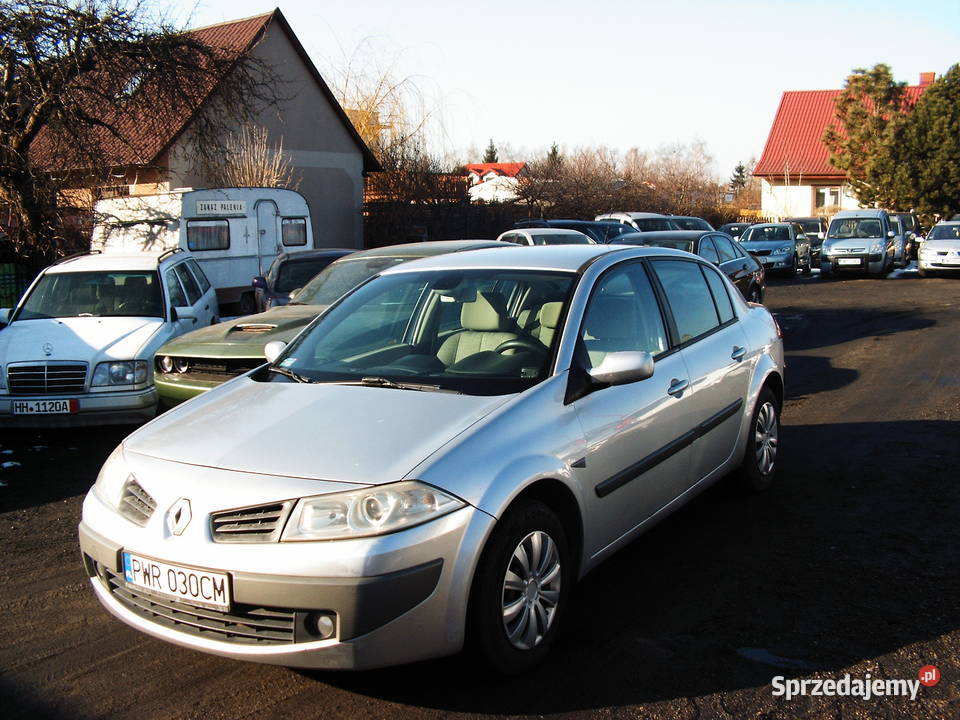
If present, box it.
[1,267,959,719]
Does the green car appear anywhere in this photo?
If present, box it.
[153,240,507,406]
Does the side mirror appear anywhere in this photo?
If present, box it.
[589,351,655,386]
[796,234,807,241]
[264,340,286,364]
[887,230,895,238]
[288,288,301,301]
[174,306,196,321]
[909,232,917,240]
[0,308,10,326]
[252,276,267,289]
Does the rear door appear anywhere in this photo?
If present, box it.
[714,233,752,296]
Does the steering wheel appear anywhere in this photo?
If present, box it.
[494,338,547,355]
[117,301,149,315]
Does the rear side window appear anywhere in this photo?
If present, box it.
[187,220,229,250]
[282,218,308,247]
[702,265,735,324]
[165,268,187,308]
[713,235,739,263]
[173,263,202,305]
[186,259,211,293]
[651,260,719,343]
[698,237,720,264]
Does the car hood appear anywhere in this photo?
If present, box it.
[157,304,327,358]
[123,378,512,485]
[739,239,794,252]
[921,239,960,252]
[0,316,164,364]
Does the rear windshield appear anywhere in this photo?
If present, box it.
[294,256,415,306]
[16,271,163,320]
[634,218,681,231]
[740,226,791,243]
[531,233,592,245]
[276,257,339,293]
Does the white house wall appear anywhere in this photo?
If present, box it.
[167,22,366,249]
[760,179,864,218]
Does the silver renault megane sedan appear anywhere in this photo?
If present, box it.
[79,244,785,673]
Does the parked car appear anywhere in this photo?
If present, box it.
[887,212,920,261]
[513,219,634,244]
[253,248,354,312]
[496,228,594,245]
[153,240,507,406]
[783,217,827,260]
[820,210,898,278]
[669,216,714,231]
[595,212,681,232]
[737,223,813,276]
[0,249,217,427]
[717,222,754,240]
[610,230,766,302]
[79,243,785,673]
[917,221,960,277]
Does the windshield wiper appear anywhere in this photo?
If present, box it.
[267,366,313,384]
[322,376,461,393]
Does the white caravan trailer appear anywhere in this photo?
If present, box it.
[92,188,314,313]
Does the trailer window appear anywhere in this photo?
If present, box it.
[282,218,307,247]
[187,220,229,250]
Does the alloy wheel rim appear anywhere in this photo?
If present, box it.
[501,530,561,650]
[754,401,778,475]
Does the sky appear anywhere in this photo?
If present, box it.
[168,0,960,180]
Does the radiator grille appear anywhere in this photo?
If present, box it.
[96,562,296,644]
[7,362,87,395]
[118,476,157,526]
[211,501,293,543]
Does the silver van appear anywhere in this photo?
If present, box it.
[820,209,899,277]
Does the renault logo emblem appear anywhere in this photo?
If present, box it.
[42,343,53,356]
[168,498,192,536]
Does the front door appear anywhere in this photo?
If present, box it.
[256,200,279,277]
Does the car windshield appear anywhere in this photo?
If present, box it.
[276,258,338,293]
[672,218,711,231]
[827,218,884,239]
[794,220,822,235]
[928,224,960,240]
[531,233,591,245]
[16,270,163,320]
[740,226,790,243]
[270,268,576,396]
[293,255,414,306]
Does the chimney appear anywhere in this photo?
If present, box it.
[919,72,935,86]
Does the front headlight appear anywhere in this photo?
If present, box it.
[775,245,792,255]
[870,241,885,253]
[92,360,148,387]
[281,481,466,541]
[93,445,129,506]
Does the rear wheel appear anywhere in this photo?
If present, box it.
[736,387,780,492]
[468,499,570,674]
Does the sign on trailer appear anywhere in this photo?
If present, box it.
[196,200,246,216]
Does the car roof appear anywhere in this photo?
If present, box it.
[514,228,590,236]
[379,244,692,274]
[345,240,506,259]
[832,210,886,218]
[44,252,166,273]
[276,248,354,262]
[599,211,668,219]
[611,230,710,243]
[745,223,792,229]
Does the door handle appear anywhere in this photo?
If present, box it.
[731,346,746,361]
[667,378,689,397]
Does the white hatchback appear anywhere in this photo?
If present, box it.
[918,221,960,277]
[0,249,217,426]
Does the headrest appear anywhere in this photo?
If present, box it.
[538,302,563,329]
[125,276,147,287]
[460,291,507,331]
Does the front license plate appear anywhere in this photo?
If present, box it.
[943,257,960,265]
[838,258,862,266]
[122,552,231,610]
[11,399,78,414]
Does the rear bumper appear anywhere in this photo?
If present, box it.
[0,388,156,427]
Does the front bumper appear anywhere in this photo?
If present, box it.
[0,387,156,427]
[754,253,793,271]
[154,373,224,406]
[78,493,496,670]
[821,253,885,275]
[919,254,960,272]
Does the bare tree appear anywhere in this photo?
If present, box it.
[202,125,300,190]
[0,0,279,265]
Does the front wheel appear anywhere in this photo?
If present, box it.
[801,253,812,275]
[735,387,780,492]
[468,499,570,674]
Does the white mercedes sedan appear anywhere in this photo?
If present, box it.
[79,244,784,673]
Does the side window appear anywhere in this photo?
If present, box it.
[502,234,526,245]
[698,237,720,264]
[281,218,308,247]
[186,259,211,293]
[173,263,202,305]
[579,263,668,369]
[651,260,720,343]
[702,265,735,324]
[713,235,739,263]
[164,268,187,308]
[186,220,229,250]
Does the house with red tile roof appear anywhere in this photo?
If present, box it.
[33,9,379,249]
[465,162,526,202]
[753,73,934,218]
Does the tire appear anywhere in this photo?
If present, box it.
[468,499,570,674]
[801,253,812,275]
[918,267,934,278]
[238,292,256,316]
[735,387,780,492]
[792,254,800,276]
